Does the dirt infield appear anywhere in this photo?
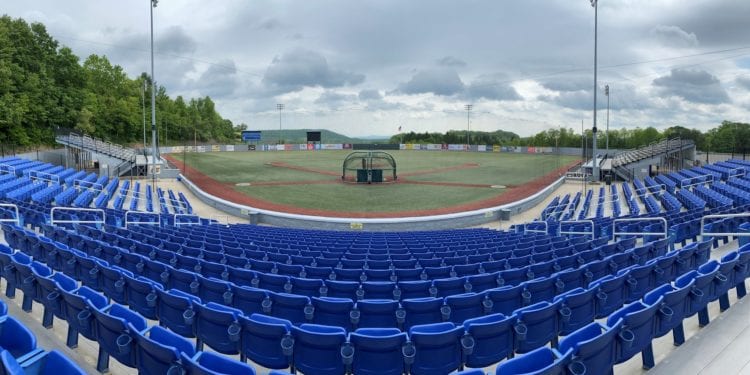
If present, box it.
[164,154,578,218]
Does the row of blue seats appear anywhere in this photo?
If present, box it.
[0,300,85,375]
[4,225,740,374]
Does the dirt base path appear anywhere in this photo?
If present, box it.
[164,154,578,218]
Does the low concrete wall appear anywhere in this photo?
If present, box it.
[178,174,565,231]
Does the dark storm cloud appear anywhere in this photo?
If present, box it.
[436,56,467,68]
[262,49,365,94]
[394,68,464,96]
[358,89,382,101]
[314,90,357,109]
[668,0,750,47]
[653,68,730,104]
[156,26,197,55]
[358,89,401,110]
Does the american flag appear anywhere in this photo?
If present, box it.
[398,125,402,132]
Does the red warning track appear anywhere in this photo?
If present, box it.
[164,154,577,218]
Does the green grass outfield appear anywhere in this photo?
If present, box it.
[172,150,579,213]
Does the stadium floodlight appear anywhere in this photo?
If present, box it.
[277,103,285,144]
[150,0,158,186]
[589,0,599,182]
[465,104,473,149]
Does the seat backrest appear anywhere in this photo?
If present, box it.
[463,313,515,368]
[407,322,464,375]
[350,328,408,375]
[239,314,293,370]
[291,324,348,375]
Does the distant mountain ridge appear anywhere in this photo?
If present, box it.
[255,129,388,143]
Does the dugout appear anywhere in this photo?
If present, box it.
[342,151,397,183]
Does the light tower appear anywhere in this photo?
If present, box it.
[277,103,285,144]
[465,104,473,149]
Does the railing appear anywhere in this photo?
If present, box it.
[523,221,549,235]
[124,211,161,229]
[29,170,61,185]
[680,175,714,189]
[612,217,669,240]
[0,203,21,226]
[210,215,231,226]
[174,214,201,226]
[700,213,750,241]
[559,220,596,240]
[73,180,104,193]
[0,164,16,176]
[50,207,106,228]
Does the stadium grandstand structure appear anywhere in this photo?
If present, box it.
[0,155,749,373]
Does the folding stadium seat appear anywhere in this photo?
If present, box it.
[606,299,660,369]
[734,244,750,298]
[324,280,360,300]
[481,260,507,274]
[230,285,266,317]
[443,292,487,324]
[362,281,400,300]
[643,283,690,346]
[155,289,199,338]
[288,276,324,297]
[693,240,712,267]
[0,316,39,359]
[303,265,333,281]
[717,252,740,311]
[507,255,532,270]
[590,272,630,319]
[425,266,453,280]
[522,277,560,305]
[200,260,229,281]
[98,264,132,305]
[291,324,349,375]
[397,280,433,299]
[554,286,598,336]
[180,351,256,375]
[392,259,418,270]
[647,251,678,286]
[238,314,293,370]
[226,267,256,287]
[193,302,242,355]
[123,274,161,320]
[59,285,108,348]
[196,275,233,306]
[2,251,32,299]
[133,325,196,375]
[495,347,572,375]
[463,313,515,368]
[306,296,354,331]
[92,303,148,372]
[497,267,530,289]
[406,322,467,375]
[514,300,568,354]
[485,284,529,316]
[14,261,51,312]
[266,292,311,325]
[353,299,404,329]
[622,263,656,303]
[165,266,198,295]
[0,349,86,375]
[349,328,409,375]
[556,321,620,375]
[366,267,395,282]
[35,272,77,328]
[606,252,632,275]
[394,268,422,282]
[258,273,290,293]
[466,272,498,294]
[434,277,470,298]
[399,297,444,331]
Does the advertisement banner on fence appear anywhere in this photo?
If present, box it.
[400,144,406,150]
[211,145,220,152]
[527,147,536,153]
[249,145,256,151]
[493,145,501,152]
[226,145,235,152]
[441,144,449,150]
[343,144,352,149]
[171,146,183,153]
[321,143,343,150]
[275,144,284,151]
[448,144,466,151]
[197,146,206,153]
[425,144,442,150]
[477,145,487,152]
[284,144,294,151]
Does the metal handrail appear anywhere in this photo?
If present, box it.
[0,203,21,226]
[680,175,714,189]
[559,220,596,240]
[210,215,230,226]
[523,221,549,235]
[29,171,61,184]
[174,214,201,227]
[73,179,104,193]
[50,207,106,227]
[124,211,161,229]
[612,217,668,240]
[0,164,16,176]
[700,213,750,241]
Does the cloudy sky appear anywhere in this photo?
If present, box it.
[6,0,750,137]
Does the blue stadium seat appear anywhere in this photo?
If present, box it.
[324,280,361,300]
[310,297,355,331]
[444,292,487,324]
[0,317,38,359]
[397,280,433,300]
[606,299,660,369]
[267,292,311,325]
[193,302,242,355]
[155,288,200,338]
[239,314,293,370]
[180,351,256,375]
[91,303,148,372]
[134,325,196,375]
[495,346,572,375]
[59,285,108,349]
[349,328,409,375]
[362,281,399,300]
[590,272,629,319]
[485,284,527,316]
[514,300,567,354]
[353,299,404,329]
[122,274,161,320]
[231,285,266,317]
[34,272,77,328]
[463,313,515,368]
[402,297,444,330]
[407,322,466,375]
[554,287,597,336]
[0,349,86,375]
[291,324,348,375]
[556,321,620,375]
[643,283,689,346]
